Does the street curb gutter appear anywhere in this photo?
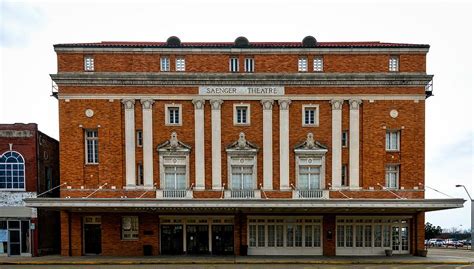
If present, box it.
[0,260,472,265]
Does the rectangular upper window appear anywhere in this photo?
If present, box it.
[84,56,94,71]
[385,130,400,151]
[302,105,319,126]
[389,56,399,72]
[342,131,348,147]
[160,57,170,71]
[244,58,254,73]
[137,163,143,186]
[85,129,98,164]
[298,57,308,72]
[313,56,324,72]
[136,130,143,147]
[341,164,348,186]
[234,104,250,125]
[165,104,182,125]
[121,216,139,240]
[385,165,399,189]
[164,165,186,190]
[175,57,185,71]
[230,57,239,72]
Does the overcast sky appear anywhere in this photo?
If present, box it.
[0,0,472,229]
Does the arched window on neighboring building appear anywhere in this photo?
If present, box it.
[0,151,25,190]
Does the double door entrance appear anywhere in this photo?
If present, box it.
[160,221,234,255]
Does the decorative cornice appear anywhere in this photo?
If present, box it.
[260,99,274,110]
[192,99,205,110]
[121,99,135,109]
[51,72,434,87]
[140,99,155,109]
[278,99,291,110]
[210,99,223,110]
[349,99,362,110]
[330,99,344,110]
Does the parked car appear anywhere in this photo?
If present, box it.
[428,238,445,247]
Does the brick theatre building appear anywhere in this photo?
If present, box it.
[25,36,464,256]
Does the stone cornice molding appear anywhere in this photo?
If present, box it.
[121,99,135,109]
[140,99,155,109]
[192,99,205,110]
[260,99,274,110]
[51,72,434,87]
[210,99,223,110]
[349,99,363,110]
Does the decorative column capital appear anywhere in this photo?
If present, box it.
[192,99,205,110]
[278,99,291,110]
[349,99,362,110]
[261,99,274,110]
[210,99,223,110]
[140,99,155,110]
[121,99,135,109]
[330,99,344,110]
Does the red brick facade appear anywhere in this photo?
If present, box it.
[49,38,434,257]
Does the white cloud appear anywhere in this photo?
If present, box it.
[0,0,472,228]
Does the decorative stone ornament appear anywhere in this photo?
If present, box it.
[390,109,399,118]
[305,133,316,149]
[261,99,274,110]
[140,99,155,110]
[278,99,291,110]
[85,109,94,118]
[349,99,362,110]
[192,99,205,110]
[330,99,344,110]
[210,99,223,110]
[169,132,179,149]
[121,99,135,110]
[237,132,247,149]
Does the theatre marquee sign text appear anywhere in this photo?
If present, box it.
[199,86,284,96]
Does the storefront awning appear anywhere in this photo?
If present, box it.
[23,198,464,214]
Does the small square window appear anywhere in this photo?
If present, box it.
[165,104,182,125]
[389,56,399,72]
[176,57,185,71]
[342,131,348,147]
[230,57,239,72]
[234,104,250,125]
[385,165,399,189]
[136,130,143,147]
[84,56,94,71]
[160,57,170,72]
[122,216,139,240]
[302,105,319,126]
[386,130,400,151]
[313,57,324,72]
[298,57,308,72]
[341,164,348,186]
[244,58,254,73]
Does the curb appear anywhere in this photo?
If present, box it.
[0,260,472,265]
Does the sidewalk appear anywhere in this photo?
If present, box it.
[0,253,472,265]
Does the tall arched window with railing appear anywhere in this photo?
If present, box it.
[0,151,25,190]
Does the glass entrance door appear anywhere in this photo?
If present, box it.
[186,225,209,254]
[161,225,183,255]
[392,222,409,254]
[212,225,234,255]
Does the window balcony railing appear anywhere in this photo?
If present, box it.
[156,189,193,199]
[224,189,261,199]
[292,189,329,199]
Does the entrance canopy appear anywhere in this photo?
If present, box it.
[24,198,464,214]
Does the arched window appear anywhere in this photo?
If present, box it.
[0,151,25,190]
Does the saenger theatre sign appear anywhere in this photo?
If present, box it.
[199,86,285,96]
